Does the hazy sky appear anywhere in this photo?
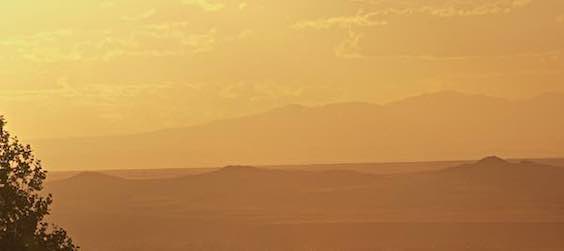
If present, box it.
[2,0,564,139]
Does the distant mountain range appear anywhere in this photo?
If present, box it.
[33,91,564,170]
[47,156,564,223]
[45,157,564,250]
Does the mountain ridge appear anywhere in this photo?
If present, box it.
[32,91,554,141]
[33,91,564,170]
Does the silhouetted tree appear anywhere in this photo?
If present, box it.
[0,116,78,251]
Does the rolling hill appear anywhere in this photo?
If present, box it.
[46,156,564,222]
[45,157,564,250]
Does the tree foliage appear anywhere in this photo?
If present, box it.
[0,116,78,251]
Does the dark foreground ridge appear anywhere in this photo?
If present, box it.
[44,157,564,251]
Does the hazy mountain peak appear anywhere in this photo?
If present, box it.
[475,156,509,166]
[218,165,261,173]
[532,92,564,100]
[267,104,307,114]
[424,90,468,97]
[526,92,564,105]
[33,90,564,171]
[51,171,126,187]
[404,90,472,101]
[389,90,506,107]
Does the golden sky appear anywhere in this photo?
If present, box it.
[2,0,564,139]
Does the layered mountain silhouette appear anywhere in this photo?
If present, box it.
[47,156,564,222]
[34,91,564,170]
[46,157,564,250]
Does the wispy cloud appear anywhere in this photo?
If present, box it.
[0,22,219,63]
[0,29,81,63]
[335,29,365,59]
[293,12,387,30]
[292,0,533,59]
[181,0,225,12]
[294,11,386,58]
[122,9,156,22]
[100,1,116,8]
[238,2,248,10]
[182,29,217,53]
[352,0,533,17]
